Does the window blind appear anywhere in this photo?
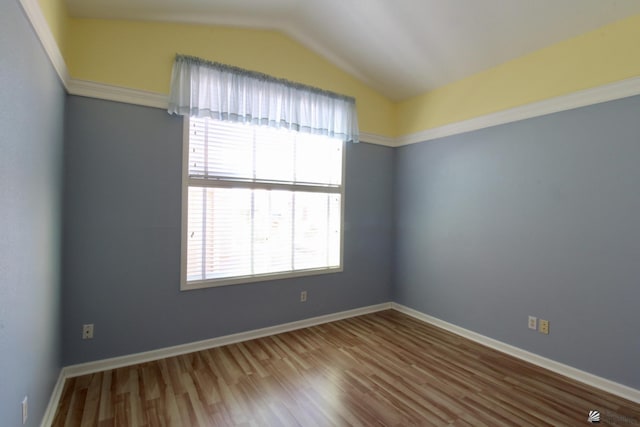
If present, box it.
[184,117,343,287]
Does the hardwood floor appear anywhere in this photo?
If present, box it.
[52,310,640,426]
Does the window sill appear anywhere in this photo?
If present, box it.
[180,266,343,291]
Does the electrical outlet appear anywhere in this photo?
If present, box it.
[22,396,28,425]
[300,291,307,302]
[539,319,549,335]
[528,316,537,330]
[82,324,94,339]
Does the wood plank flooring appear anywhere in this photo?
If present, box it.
[52,310,640,426]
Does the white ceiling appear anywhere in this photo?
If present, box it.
[64,0,640,101]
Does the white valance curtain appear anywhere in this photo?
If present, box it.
[168,54,359,143]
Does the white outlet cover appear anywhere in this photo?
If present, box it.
[528,316,537,330]
[22,396,28,424]
[82,324,94,339]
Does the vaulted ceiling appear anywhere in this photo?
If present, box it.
[64,0,640,100]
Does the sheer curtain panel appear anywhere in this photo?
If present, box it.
[168,54,359,143]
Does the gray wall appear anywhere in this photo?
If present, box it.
[395,95,640,389]
[62,96,394,364]
[0,1,65,425]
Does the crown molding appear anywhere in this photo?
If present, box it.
[397,76,640,146]
[18,0,70,88]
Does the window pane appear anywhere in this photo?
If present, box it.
[206,125,253,179]
[185,117,344,287]
[189,117,342,185]
[295,133,343,185]
[254,127,295,182]
[294,192,339,270]
[253,190,293,274]
[189,119,253,179]
[187,187,340,283]
[188,118,207,177]
[187,187,252,281]
[328,194,342,267]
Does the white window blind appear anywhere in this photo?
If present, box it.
[182,117,344,289]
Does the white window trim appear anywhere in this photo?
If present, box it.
[180,116,345,291]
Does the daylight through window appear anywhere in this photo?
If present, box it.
[182,117,344,289]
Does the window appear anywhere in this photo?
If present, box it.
[181,117,344,290]
[169,55,357,290]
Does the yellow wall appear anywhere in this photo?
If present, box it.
[397,14,640,135]
[35,4,640,139]
[37,0,69,57]
[64,19,396,137]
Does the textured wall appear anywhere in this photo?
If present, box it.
[0,1,65,425]
[62,96,394,364]
[395,94,640,389]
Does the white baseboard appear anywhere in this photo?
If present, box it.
[391,302,640,404]
[40,370,66,427]
[40,301,640,425]
[64,302,391,378]
[40,302,391,426]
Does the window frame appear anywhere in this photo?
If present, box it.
[180,116,346,291]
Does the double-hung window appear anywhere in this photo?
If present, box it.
[181,117,344,289]
[168,54,358,290]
